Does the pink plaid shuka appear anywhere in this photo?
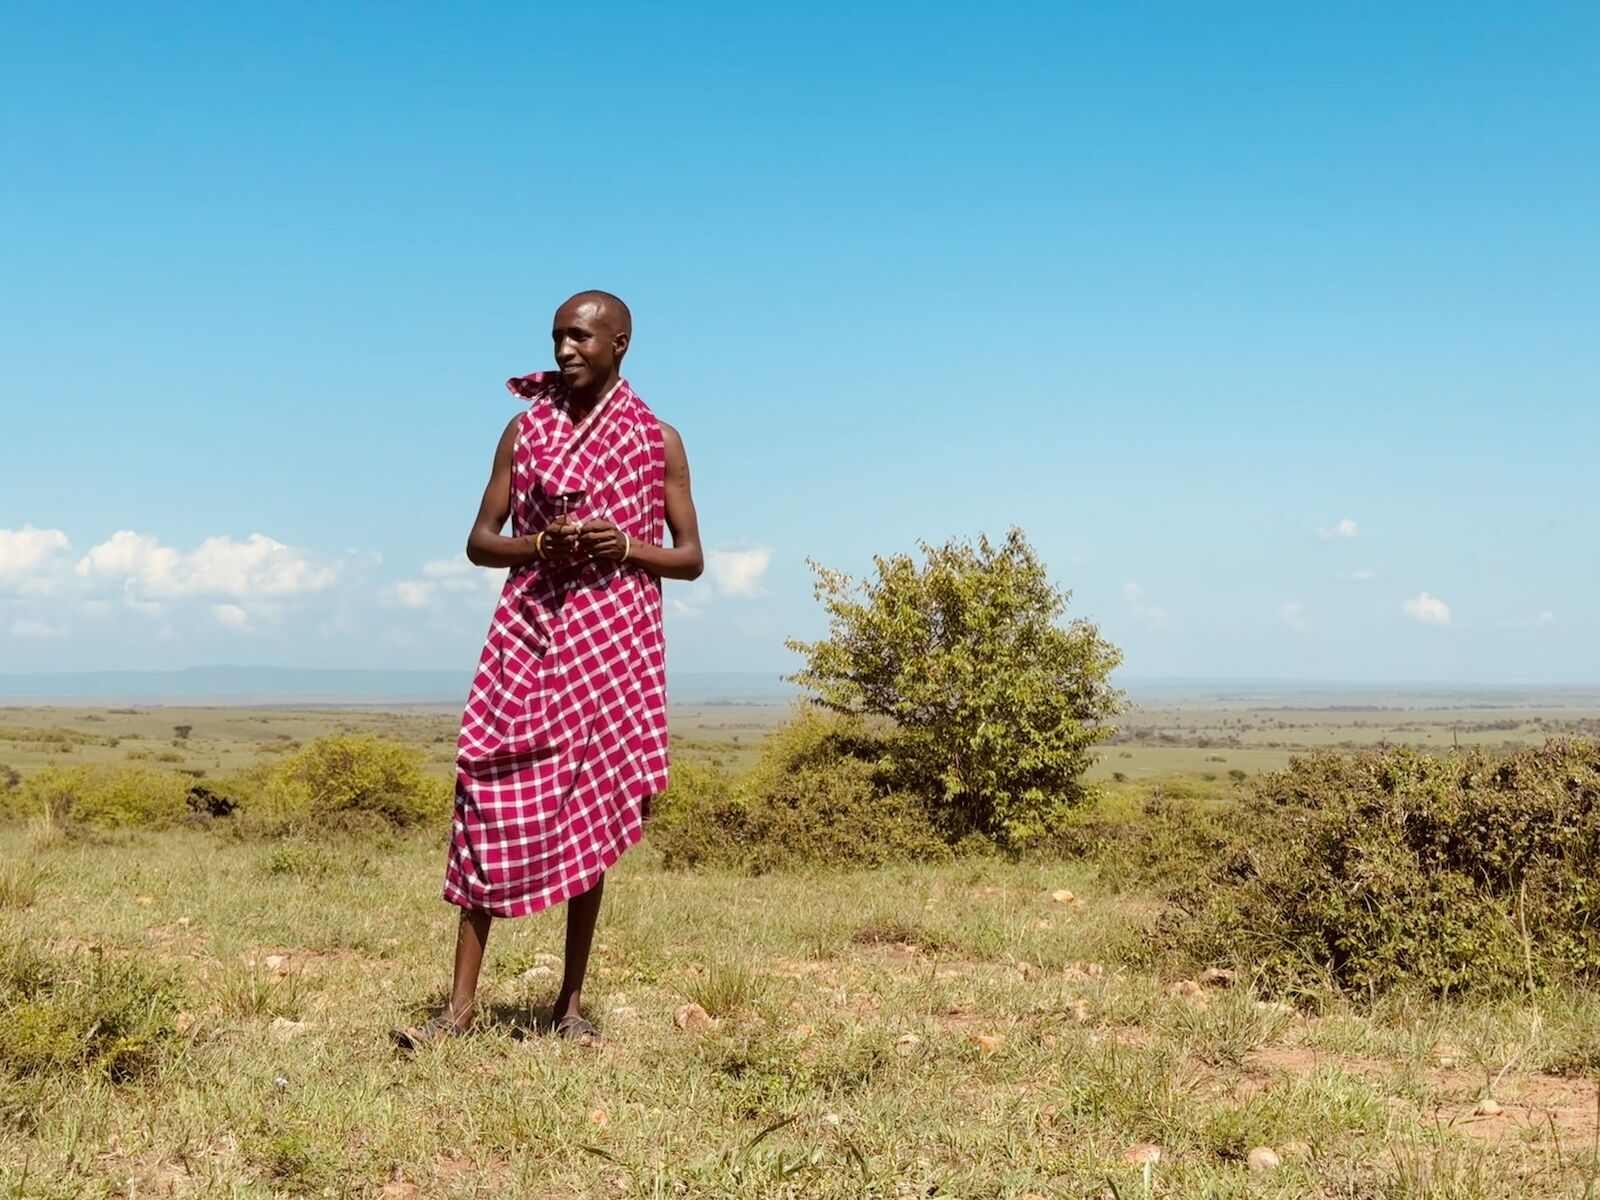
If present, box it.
[443,372,669,917]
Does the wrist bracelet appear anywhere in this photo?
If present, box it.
[621,533,631,562]
[534,532,547,561]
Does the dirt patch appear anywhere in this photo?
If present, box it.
[1246,1045,1600,1147]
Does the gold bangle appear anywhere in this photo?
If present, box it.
[621,533,631,562]
[534,532,547,561]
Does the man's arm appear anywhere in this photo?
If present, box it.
[464,416,545,569]
[578,421,704,581]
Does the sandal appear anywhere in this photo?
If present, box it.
[393,1011,469,1051]
[553,1013,601,1046]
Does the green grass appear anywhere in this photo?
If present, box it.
[3,826,1599,1197]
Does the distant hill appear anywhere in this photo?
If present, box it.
[0,666,798,705]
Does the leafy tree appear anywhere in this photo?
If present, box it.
[786,528,1126,848]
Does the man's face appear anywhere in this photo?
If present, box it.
[551,300,625,393]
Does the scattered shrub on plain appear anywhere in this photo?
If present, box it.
[1170,739,1600,997]
[0,940,184,1082]
[1052,786,1243,894]
[250,734,448,835]
[787,528,1125,850]
[0,764,192,831]
[650,708,950,872]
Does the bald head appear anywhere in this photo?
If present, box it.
[551,291,632,400]
[564,290,632,336]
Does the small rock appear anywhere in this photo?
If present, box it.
[174,1011,196,1034]
[135,895,155,907]
[1246,1146,1281,1172]
[1255,1000,1295,1017]
[535,952,562,968]
[1051,889,1075,904]
[1169,979,1209,1006]
[821,1112,842,1126]
[1034,918,1053,930]
[1475,1098,1504,1117]
[609,1005,638,1021]
[1432,1042,1459,1068]
[1016,959,1040,980]
[176,916,192,927]
[1201,967,1237,988]
[273,1076,290,1090]
[381,1183,419,1199]
[968,1033,1005,1054]
[1121,1142,1162,1165]
[1069,998,1092,1023]
[587,1107,609,1127]
[520,964,556,982]
[263,954,287,972]
[269,1017,309,1041]
[895,1032,922,1056]
[672,1002,716,1033]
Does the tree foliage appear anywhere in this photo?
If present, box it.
[786,528,1126,848]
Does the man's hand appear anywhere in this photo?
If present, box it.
[539,516,585,562]
[577,518,628,562]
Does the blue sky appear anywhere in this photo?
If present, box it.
[1,3,1596,684]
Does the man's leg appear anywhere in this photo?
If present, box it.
[447,908,493,1030]
[552,875,605,1023]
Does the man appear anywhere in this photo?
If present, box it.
[397,291,702,1048]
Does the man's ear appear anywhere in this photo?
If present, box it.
[613,330,631,359]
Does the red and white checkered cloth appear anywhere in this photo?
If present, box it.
[443,373,669,916]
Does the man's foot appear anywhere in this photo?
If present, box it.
[392,1005,472,1051]
[553,1013,601,1046]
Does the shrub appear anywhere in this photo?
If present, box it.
[0,940,184,1082]
[252,734,448,834]
[1052,787,1245,894]
[1169,739,1600,996]
[1,765,191,830]
[650,709,950,872]
[787,528,1125,850]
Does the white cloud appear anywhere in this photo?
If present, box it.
[1402,591,1452,625]
[1279,601,1310,633]
[1336,568,1377,581]
[1538,610,1556,625]
[211,603,253,632]
[0,527,74,595]
[708,548,771,598]
[0,526,71,577]
[1123,581,1170,627]
[382,555,504,609]
[75,531,337,599]
[10,618,67,639]
[1317,518,1359,540]
[386,580,439,609]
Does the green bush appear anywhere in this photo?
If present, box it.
[1050,786,1243,893]
[1169,739,1600,997]
[651,709,949,872]
[787,528,1126,850]
[0,940,184,1082]
[0,764,191,830]
[248,733,448,835]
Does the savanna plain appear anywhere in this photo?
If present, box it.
[4,688,1600,1199]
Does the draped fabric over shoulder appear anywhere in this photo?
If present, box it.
[443,372,669,917]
